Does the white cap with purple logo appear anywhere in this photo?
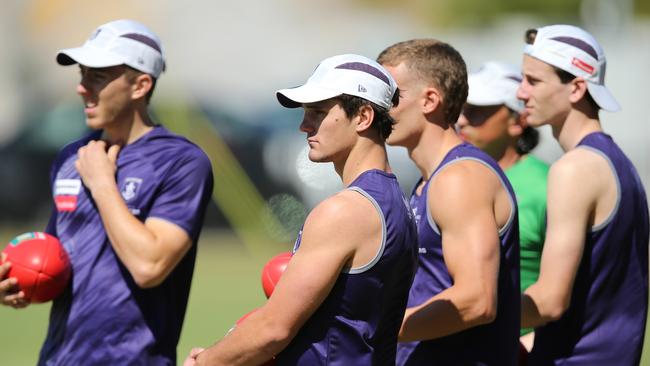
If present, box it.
[277,54,397,110]
[56,19,165,78]
[524,24,619,112]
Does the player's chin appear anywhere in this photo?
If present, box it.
[526,115,545,127]
[84,117,104,130]
[307,152,330,163]
[386,132,407,147]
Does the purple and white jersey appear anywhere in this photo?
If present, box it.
[397,143,520,366]
[276,169,419,366]
[38,126,213,365]
[529,132,649,365]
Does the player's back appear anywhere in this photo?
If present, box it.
[276,169,418,366]
[530,132,649,365]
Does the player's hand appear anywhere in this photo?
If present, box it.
[182,347,204,366]
[0,262,29,309]
[76,140,121,193]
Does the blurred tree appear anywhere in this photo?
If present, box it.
[359,0,648,26]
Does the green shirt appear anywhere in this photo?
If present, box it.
[505,155,549,335]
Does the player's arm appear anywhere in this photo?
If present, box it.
[192,191,376,366]
[399,163,501,341]
[75,140,193,288]
[521,151,602,328]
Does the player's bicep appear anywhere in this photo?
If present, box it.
[262,198,358,336]
[143,217,193,277]
[536,161,594,302]
[430,169,500,287]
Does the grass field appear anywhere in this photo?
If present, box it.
[1,229,649,364]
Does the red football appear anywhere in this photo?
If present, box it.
[1,232,71,303]
[261,252,292,298]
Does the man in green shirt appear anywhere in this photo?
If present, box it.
[457,61,549,349]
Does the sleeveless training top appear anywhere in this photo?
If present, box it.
[277,169,419,366]
[529,132,649,366]
[396,142,520,366]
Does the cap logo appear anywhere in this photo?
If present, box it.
[358,84,367,93]
[89,28,102,41]
[571,57,595,74]
[335,62,390,85]
[120,33,162,53]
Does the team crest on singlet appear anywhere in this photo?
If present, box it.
[121,177,143,201]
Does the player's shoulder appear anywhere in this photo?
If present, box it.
[146,127,211,167]
[552,147,608,178]
[548,148,611,195]
[307,190,375,228]
[432,158,500,196]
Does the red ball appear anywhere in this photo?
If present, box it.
[261,252,291,298]
[236,308,259,325]
[1,232,71,303]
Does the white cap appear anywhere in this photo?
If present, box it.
[524,24,619,112]
[277,54,397,110]
[57,19,165,78]
[467,62,524,113]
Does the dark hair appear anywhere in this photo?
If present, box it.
[125,66,157,104]
[377,39,468,125]
[337,92,399,141]
[516,126,540,155]
[524,29,598,110]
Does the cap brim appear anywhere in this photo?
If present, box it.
[276,85,341,108]
[587,83,620,112]
[56,46,125,68]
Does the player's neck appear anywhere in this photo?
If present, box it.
[103,110,155,145]
[409,126,461,180]
[337,138,390,186]
[497,146,522,170]
[554,109,602,152]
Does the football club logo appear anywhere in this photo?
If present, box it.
[121,177,143,201]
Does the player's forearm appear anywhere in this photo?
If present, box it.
[399,286,496,342]
[90,183,169,287]
[196,314,287,366]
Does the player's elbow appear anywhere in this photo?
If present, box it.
[130,263,168,289]
[544,297,570,322]
[258,319,293,354]
[466,291,497,325]
[470,298,497,325]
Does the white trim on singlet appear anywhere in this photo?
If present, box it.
[343,186,387,274]
[426,157,516,237]
[577,146,622,232]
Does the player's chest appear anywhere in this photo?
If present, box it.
[53,155,158,218]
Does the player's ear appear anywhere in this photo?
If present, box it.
[422,87,442,114]
[131,73,153,101]
[355,104,374,132]
[568,77,588,104]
